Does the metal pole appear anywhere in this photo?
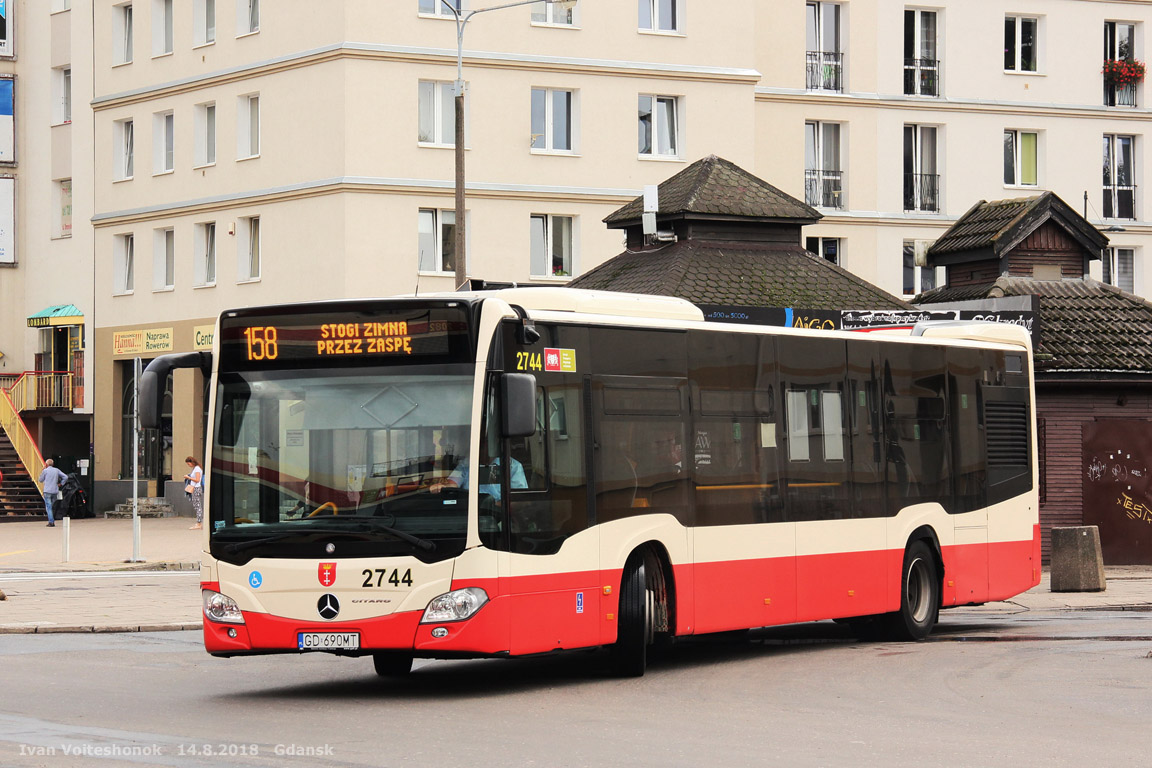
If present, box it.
[131,357,143,562]
[62,516,69,563]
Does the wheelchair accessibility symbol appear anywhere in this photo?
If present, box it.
[249,571,263,589]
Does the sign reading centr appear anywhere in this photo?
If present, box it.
[194,325,215,351]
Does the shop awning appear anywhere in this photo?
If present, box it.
[27,304,85,328]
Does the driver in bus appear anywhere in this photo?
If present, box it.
[429,445,527,502]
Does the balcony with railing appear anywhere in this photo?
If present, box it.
[1103,184,1137,220]
[805,169,844,209]
[904,173,940,213]
[1,371,75,412]
[806,51,843,92]
[1104,82,1137,107]
[904,58,939,97]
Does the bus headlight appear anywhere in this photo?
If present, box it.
[421,587,489,623]
[202,589,245,624]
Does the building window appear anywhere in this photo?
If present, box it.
[114,3,134,65]
[530,214,574,278]
[154,228,174,290]
[418,208,458,274]
[419,0,464,17]
[902,240,940,296]
[154,111,174,174]
[806,2,842,91]
[805,237,840,265]
[1004,130,1038,186]
[531,88,574,152]
[195,0,216,45]
[419,81,464,146]
[52,0,72,10]
[115,119,135,180]
[903,125,939,212]
[805,121,843,208]
[638,94,679,157]
[115,233,135,294]
[1103,134,1136,220]
[238,216,260,281]
[904,9,938,96]
[53,67,72,125]
[56,179,73,238]
[194,222,216,286]
[533,1,574,25]
[1104,22,1138,107]
[1103,247,1135,293]
[1004,15,1038,72]
[639,0,679,33]
[153,0,173,56]
[194,102,216,166]
[238,0,260,35]
[238,94,260,158]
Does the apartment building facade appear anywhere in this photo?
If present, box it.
[0,0,1148,509]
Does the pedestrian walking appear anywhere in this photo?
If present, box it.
[38,459,67,527]
[184,456,204,530]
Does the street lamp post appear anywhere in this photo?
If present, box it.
[440,0,578,290]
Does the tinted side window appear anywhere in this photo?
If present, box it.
[689,330,783,526]
[882,342,951,515]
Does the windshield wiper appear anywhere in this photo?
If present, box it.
[219,520,436,554]
[220,531,311,554]
[332,518,436,552]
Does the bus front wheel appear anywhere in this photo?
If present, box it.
[886,540,940,641]
[372,651,414,677]
[611,553,654,677]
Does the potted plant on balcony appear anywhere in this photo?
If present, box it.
[1102,58,1146,87]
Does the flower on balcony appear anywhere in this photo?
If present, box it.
[1102,59,1146,86]
[552,267,570,277]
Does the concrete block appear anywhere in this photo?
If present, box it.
[1050,526,1107,592]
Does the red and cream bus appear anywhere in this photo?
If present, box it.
[142,288,1040,676]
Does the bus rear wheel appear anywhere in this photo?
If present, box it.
[612,553,654,677]
[372,651,414,677]
[886,540,940,641]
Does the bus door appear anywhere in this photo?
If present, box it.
[496,322,600,655]
[781,336,884,622]
[947,347,991,605]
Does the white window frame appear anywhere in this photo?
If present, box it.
[532,1,576,26]
[1103,247,1136,293]
[805,121,845,208]
[115,118,135,181]
[1004,129,1039,187]
[903,123,939,212]
[237,0,260,36]
[638,94,681,158]
[530,214,576,278]
[418,208,465,274]
[530,88,576,153]
[55,179,73,239]
[805,236,840,265]
[418,80,467,147]
[237,94,260,159]
[52,67,72,125]
[194,221,217,287]
[153,111,174,174]
[194,102,216,167]
[194,0,217,46]
[639,0,682,34]
[114,3,134,65]
[419,1,466,19]
[51,0,72,11]
[1005,15,1040,73]
[1103,133,1137,220]
[152,0,174,57]
[902,239,943,297]
[904,8,939,97]
[153,228,175,290]
[115,233,135,294]
[237,216,261,281]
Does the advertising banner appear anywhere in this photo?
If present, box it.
[0,177,12,264]
[0,78,12,162]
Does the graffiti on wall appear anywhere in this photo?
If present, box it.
[1083,421,1152,563]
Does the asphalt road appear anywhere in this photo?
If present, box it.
[1,608,1150,768]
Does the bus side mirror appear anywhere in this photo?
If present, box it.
[140,352,212,429]
[502,373,537,438]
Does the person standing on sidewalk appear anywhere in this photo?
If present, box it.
[38,459,67,527]
[184,456,204,530]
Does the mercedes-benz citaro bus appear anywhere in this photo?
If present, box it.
[141,288,1040,677]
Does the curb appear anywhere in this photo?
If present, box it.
[0,561,201,576]
[0,622,202,635]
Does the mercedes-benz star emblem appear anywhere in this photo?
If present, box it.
[317,594,340,620]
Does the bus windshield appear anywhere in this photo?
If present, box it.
[208,366,476,564]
